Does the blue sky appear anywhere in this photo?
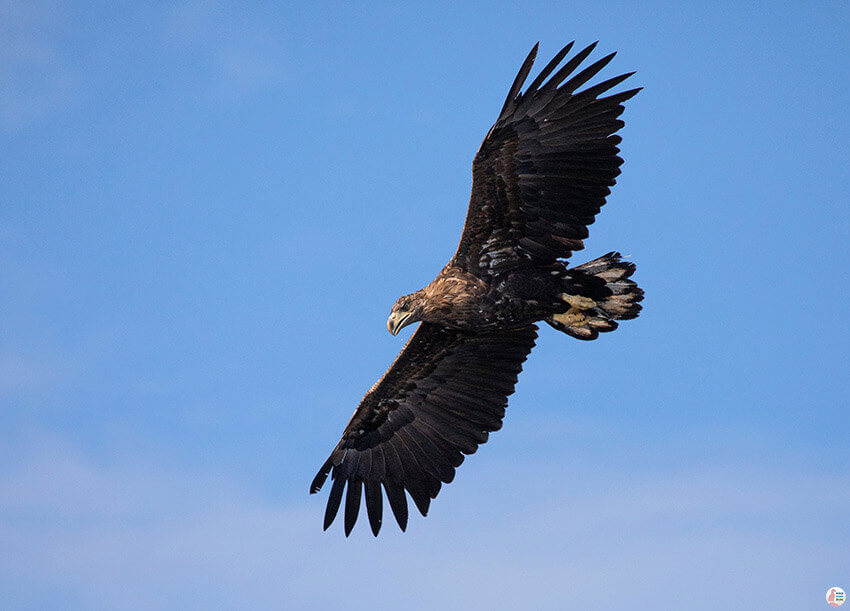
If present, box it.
[2,1,849,609]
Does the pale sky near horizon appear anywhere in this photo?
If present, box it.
[2,2,849,609]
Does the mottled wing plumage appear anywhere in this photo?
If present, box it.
[311,322,537,535]
[452,42,640,276]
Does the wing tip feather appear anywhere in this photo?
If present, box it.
[343,476,362,537]
[323,473,345,531]
[310,456,333,494]
[498,42,540,119]
[365,480,383,536]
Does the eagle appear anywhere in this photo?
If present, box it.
[311,41,644,535]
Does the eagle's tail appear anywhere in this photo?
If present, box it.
[545,252,643,341]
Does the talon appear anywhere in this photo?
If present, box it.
[559,293,597,310]
[552,306,589,327]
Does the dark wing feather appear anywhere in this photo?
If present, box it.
[311,322,537,535]
[452,42,640,276]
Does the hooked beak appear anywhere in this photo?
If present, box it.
[387,311,414,336]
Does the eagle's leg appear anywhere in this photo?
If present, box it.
[551,293,597,327]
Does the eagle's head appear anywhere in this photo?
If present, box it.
[387,292,426,336]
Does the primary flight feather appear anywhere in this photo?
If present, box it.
[311,41,644,536]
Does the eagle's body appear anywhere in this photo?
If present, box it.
[403,264,560,330]
[312,42,644,535]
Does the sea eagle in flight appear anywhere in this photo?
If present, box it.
[311,42,643,535]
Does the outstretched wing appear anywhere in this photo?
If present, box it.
[311,322,537,535]
[452,42,640,276]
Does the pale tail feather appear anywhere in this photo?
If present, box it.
[546,252,643,340]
